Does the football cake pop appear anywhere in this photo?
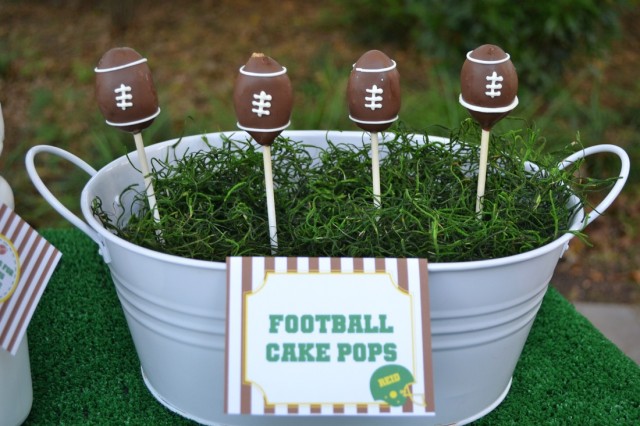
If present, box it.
[459,44,518,215]
[233,53,293,251]
[233,53,293,146]
[347,49,401,133]
[347,50,401,208]
[459,44,518,130]
[95,47,160,133]
[95,47,161,224]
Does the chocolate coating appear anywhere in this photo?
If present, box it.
[233,53,293,146]
[347,50,401,133]
[459,44,518,130]
[95,47,160,133]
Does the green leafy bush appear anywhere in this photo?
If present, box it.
[333,0,628,90]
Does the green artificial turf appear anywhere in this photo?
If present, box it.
[22,228,639,424]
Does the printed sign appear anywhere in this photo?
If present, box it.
[225,256,435,416]
[0,204,61,355]
[0,235,20,303]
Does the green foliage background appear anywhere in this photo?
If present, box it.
[333,0,627,91]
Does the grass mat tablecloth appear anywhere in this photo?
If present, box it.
[23,228,640,424]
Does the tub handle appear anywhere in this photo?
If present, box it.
[25,145,111,262]
[558,144,630,229]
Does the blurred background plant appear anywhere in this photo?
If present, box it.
[333,0,626,91]
[0,0,638,302]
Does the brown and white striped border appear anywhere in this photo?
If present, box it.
[225,256,435,416]
[0,204,61,355]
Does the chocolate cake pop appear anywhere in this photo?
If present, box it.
[459,44,518,130]
[95,47,161,224]
[233,53,293,146]
[458,44,519,215]
[95,47,161,133]
[347,50,401,208]
[233,53,293,252]
[347,50,401,133]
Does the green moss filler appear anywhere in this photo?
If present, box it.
[92,120,610,262]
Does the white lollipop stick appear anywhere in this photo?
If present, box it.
[475,128,491,216]
[133,132,160,224]
[370,132,382,208]
[262,146,278,253]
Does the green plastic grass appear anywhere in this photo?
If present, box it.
[92,120,612,262]
[25,229,640,424]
